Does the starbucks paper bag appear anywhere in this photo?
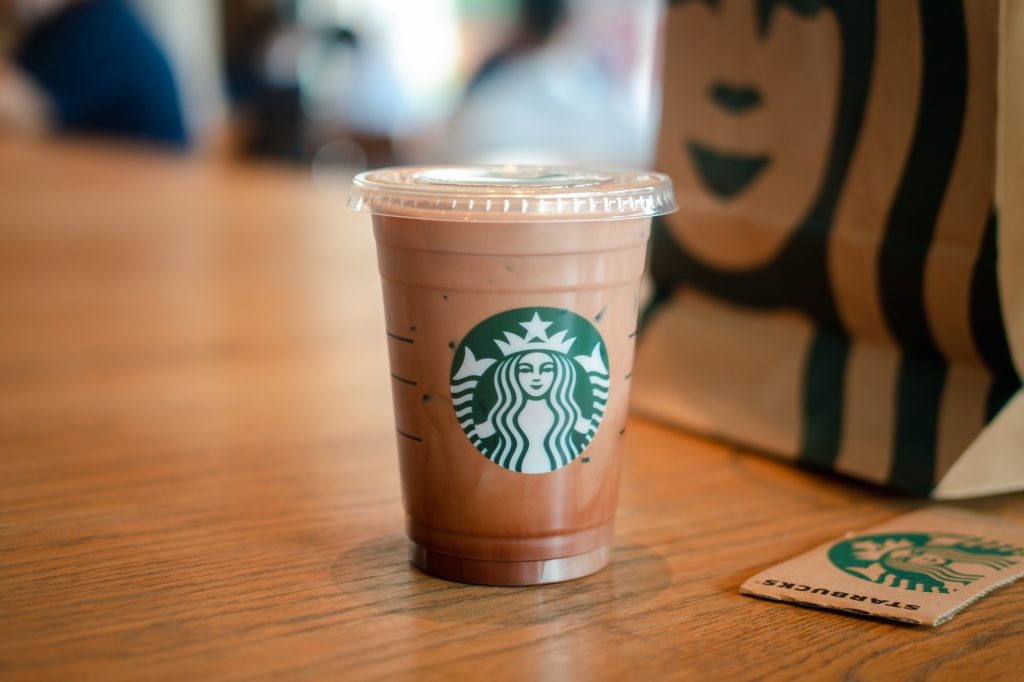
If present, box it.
[634,0,1024,497]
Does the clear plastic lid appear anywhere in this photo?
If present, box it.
[348,165,676,222]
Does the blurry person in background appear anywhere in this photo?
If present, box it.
[222,0,306,161]
[465,0,566,95]
[221,1,392,167]
[0,0,187,148]
[438,0,663,168]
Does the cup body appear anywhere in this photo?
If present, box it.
[373,214,651,585]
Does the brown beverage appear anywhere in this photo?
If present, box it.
[349,166,675,585]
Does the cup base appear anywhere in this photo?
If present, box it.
[408,542,611,586]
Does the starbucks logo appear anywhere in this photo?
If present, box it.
[450,307,609,473]
[829,533,1024,594]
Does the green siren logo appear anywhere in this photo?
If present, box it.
[829,533,1024,594]
[450,307,609,473]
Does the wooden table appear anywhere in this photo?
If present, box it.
[2,137,1023,681]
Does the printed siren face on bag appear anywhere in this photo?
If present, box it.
[450,307,609,474]
[660,0,841,269]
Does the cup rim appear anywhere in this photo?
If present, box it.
[348,164,677,222]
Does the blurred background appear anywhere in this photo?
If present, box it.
[0,0,665,169]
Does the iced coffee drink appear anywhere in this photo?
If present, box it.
[349,166,675,585]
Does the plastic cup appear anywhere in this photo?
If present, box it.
[349,166,675,585]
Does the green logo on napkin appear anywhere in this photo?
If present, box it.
[450,307,608,473]
[829,533,1024,594]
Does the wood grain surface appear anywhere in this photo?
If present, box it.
[1,137,1023,681]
